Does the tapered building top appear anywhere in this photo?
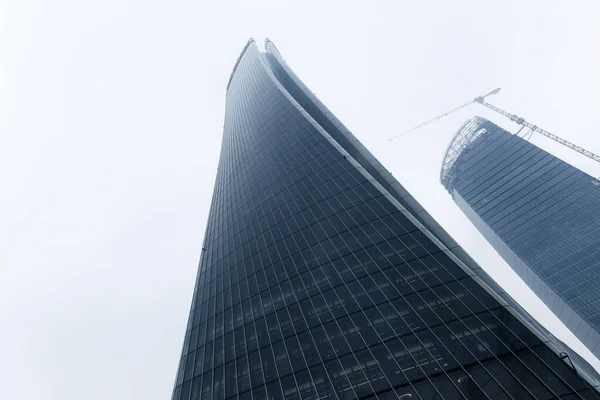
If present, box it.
[172,40,600,400]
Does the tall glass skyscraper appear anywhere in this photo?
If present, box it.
[172,40,600,399]
[441,116,600,363]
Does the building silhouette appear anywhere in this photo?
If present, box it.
[172,40,600,399]
[441,116,600,362]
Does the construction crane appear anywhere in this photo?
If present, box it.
[389,88,600,165]
[388,88,501,140]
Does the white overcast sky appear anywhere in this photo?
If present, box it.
[1,1,600,399]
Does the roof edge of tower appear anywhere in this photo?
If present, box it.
[440,116,493,192]
[226,38,256,92]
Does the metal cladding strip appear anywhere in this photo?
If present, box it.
[259,39,600,390]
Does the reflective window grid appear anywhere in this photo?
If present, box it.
[442,117,600,359]
[172,40,600,400]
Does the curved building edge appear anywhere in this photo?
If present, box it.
[257,39,600,389]
[440,116,490,193]
[226,38,255,92]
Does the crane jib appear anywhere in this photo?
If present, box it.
[391,88,600,165]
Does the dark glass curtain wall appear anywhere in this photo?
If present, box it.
[172,40,600,400]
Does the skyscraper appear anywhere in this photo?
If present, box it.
[172,39,600,399]
[441,116,600,362]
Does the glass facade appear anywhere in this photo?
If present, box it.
[441,117,600,362]
[172,40,600,399]
[442,117,600,357]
